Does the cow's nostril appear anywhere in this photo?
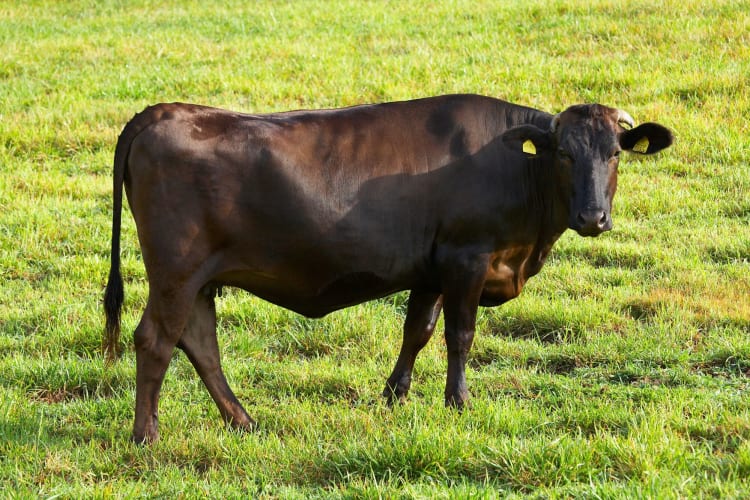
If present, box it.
[576,210,610,233]
[598,211,608,227]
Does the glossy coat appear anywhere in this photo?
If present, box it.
[103,94,673,442]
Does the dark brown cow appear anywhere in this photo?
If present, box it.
[104,94,673,443]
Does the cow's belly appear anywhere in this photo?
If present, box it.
[215,268,414,318]
[211,198,431,316]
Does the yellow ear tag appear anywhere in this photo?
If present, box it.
[522,139,537,155]
[632,137,650,153]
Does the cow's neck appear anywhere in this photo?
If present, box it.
[524,155,570,269]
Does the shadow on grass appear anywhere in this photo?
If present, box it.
[0,397,127,452]
[484,313,586,344]
[0,312,104,359]
[692,351,750,378]
[469,349,580,375]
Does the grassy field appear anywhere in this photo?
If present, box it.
[1,0,749,497]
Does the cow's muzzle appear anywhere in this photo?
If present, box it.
[572,209,612,237]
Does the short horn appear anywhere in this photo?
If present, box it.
[616,110,635,130]
[550,114,561,133]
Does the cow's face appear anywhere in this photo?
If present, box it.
[502,105,673,237]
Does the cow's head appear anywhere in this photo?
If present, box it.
[502,104,673,236]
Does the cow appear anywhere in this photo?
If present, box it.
[103,94,673,443]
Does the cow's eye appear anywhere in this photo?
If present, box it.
[613,150,621,158]
[558,149,573,161]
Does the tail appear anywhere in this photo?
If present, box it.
[103,105,166,361]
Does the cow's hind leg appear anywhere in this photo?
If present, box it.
[383,291,443,405]
[132,296,186,444]
[177,286,255,433]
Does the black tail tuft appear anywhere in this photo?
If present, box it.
[103,260,124,361]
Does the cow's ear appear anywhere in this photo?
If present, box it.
[620,122,674,155]
[502,125,553,157]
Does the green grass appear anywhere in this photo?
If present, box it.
[1,0,749,497]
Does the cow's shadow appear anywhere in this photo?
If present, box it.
[323,135,548,281]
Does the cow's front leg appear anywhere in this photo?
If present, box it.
[383,291,443,405]
[439,252,488,409]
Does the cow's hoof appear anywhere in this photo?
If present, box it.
[382,384,409,407]
[228,415,257,434]
[444,394,471,412]
[132,429,158,445]
[132,416,159,444]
